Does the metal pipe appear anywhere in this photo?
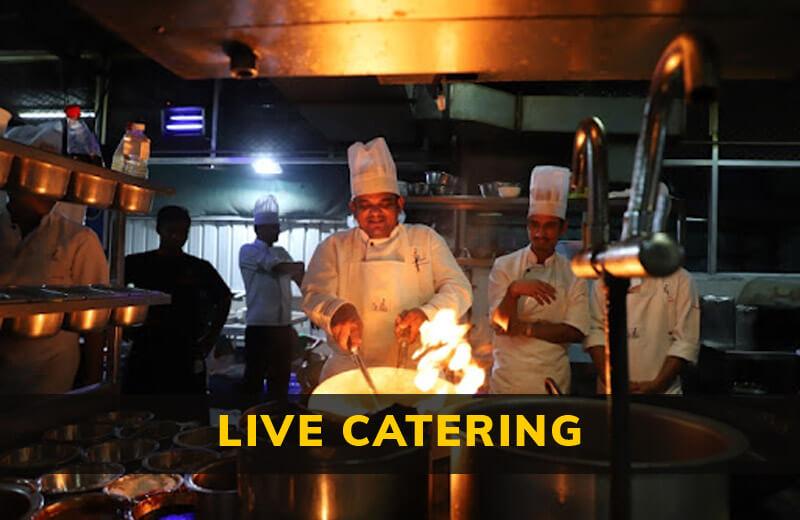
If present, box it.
[622,33,719,240]
[605,274,631,520]
[571,117,609,251]
[210,79,221,159]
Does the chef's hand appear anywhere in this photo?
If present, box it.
[330,304,363,353]
[395,308,428,343]
[629,380,662,394]
[510,280,557,305]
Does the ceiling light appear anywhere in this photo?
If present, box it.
[251,156,282,175]
[162,106,205,136]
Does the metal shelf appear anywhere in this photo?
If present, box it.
[0,137,173,193]
[405,195,648,214]
[0,286,170,317]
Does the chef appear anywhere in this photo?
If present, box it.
[585,191,700,395]
[239,195,305,399]
[489,165,589,394]
[301,137,472,381]
[0,190,109,393]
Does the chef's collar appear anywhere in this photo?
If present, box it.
[356,223,402,245]
[526,247,557,268]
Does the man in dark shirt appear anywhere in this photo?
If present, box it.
[124,206,231,395]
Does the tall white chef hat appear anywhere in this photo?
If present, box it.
[528,165,571,219]
[348,137,399,199]
[253,194,279,225]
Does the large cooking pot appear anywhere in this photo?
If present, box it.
[449,397,748,520]
[0,477,43,520]
[237,369,462,519]
[186,456,239,520]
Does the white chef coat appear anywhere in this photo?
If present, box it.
[239,240,294,326]
[301,223,472,380]
[585,268,700,395]
[0,208,109,393]
[488,247,590,394]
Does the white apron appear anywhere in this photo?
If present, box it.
[625,279,683,395]
[491,265,571,394]
[320,230,426,381]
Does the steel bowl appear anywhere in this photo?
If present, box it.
[142,448,219,474]
[63,308,111,333]
[118,421,182,447]
[3,313,64,339]
[84,438,159,469]
[33,492,131,520]
[38,463,125,496]
[111,305,148,327]
[0,444,82,478]
[131,491,198,520]
[104,473,183,503]
[407,182,429,196]
[172,426,222,451]
[68,171,117,208]
[43,423,116,446]
[429,184,456,196]
[425,170,456,186]
[115,184,155,214]
[187,457,239,520]
[90,410,155,430]
[0,150,14,188]
[0,478,43,520]
[479,182,499,197]
[14,158,71,199]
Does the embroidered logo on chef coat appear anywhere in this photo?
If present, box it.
[372,297,389,312]
[411,247,429,271]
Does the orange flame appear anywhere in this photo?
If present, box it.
[412,309,486,394]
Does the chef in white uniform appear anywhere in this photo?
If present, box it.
[302,137,472,381]
[489,165,589,394]
[239,195,304,398]
[585,191,700,395]
[0,190,109,393]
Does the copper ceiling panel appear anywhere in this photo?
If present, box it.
[73,0,800,80]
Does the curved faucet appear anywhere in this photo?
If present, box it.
[623,33,719,240]
[571,117,609,252]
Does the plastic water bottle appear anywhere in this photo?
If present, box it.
[64,105,104,167]
[111,122,150,178]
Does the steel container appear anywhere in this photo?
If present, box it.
[142,448,219,474]
[0,444,82,478]
[0,477,43,520]
[187,457,240,520]
[38,463,125,496]
[14,158,71,199]
[449,397,748,520]
[115,184,155,214]
[42,423,115,446]
[68,171,117,208]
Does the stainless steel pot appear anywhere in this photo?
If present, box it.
[38,463,125,496]
[142,448,219,474]
[14,158,71,199]
[67,171,117,208]
[0,477,43,520]
[33,492,131,520]
[118,420,182,447]
[449,397,748,520]
[90,410,154,429]
[115,184,155,214]
[131,491,198,520]
[63,308,111,332]
[0,444,82,478]
[84,438,159,470]
[425,170,456,186]
[43,423,115,446]
[187,457,240,520]
[172,426,222,451]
